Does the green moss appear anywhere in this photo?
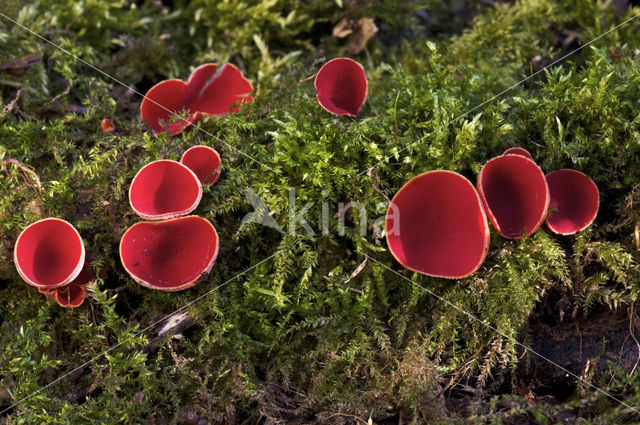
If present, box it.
[1,0,640,423]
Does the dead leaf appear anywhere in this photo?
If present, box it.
[348,18,378,55]
[332,18,378,55]
[0,52,41,76]
[344,257,368,284]
[332,18,354,38]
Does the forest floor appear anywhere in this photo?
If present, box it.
[2,0,640,424]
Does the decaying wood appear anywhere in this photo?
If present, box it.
[0,52,41,76]
[143,311,200,353]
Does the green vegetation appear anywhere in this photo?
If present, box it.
[1,0,640,423]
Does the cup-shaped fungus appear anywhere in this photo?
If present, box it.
[54,283,87,308]
[54,279,88,308]
[385,170,490,279]
[38,260,93,307]
[14,218,85,289]
[314,58,367,117]
[129,160,202,220]
[477,155,549,239]
[101,118,115,133]
[503,147,533,160]
[119,216,219,291]
[37,287,58,301]
[141,63,253,136]
[40,283,87,308]
[545,169,599,235]
[180,146,222,185]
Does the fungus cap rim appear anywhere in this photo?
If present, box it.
[128,159,203,220]
[385,170,490,279]
[13,217,85,289]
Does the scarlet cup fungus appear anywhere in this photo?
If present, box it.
[101,118,115,133]
[129,160,202,220]
[37,287,57,301]
[40,284,86,308]
[545,169,599,235]
[180,146,222,185]
[140,63,253,136]
[54,282,87,308]
[385,170,490,279]
[38,260,93,307]
[14,218,85,289]
[503,147,533,160]
[314,58,368,117]
[120,216,219,291]
[477,155,550,239]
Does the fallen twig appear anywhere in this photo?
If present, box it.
[0,158,46,217]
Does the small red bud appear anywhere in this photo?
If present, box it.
[101,118,115,133]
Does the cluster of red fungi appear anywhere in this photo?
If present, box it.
[12,57,598,307]
[120,147,221,291]
[385,147,599,278]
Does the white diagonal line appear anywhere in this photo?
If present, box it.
[361,250,640,415]
[0,250,282,415]
[0,12,283,177]
[358,13,640,175]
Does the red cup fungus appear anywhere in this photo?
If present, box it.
[314,58,368,117]
[119,216,219,291]
[62,261,92,306]
[477,155,550,239]
[180,145,222,185]
[140,63,253,136]
[14,218,85,289]
[40,284,86,308]
[39,260,93,307]
[385,170,490,279]
[101,118,115,133]
[38,264,93,307]
[545,169,599,235]
[54,281,87,308]
[38,286,58,301]
[129,160,203,220]
[503,147,533,160]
